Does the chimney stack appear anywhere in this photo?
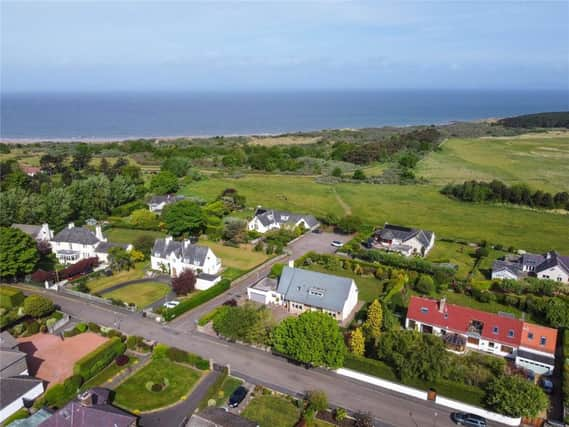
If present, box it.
[288,260,294,268]
[95,224,106,242]
[439,297,446,313]
[68,222,75,229]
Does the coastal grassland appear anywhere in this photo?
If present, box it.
[113,358,202,412]
[86,262,147,293]
[105,227,166,245]
[196,240,270,271]
[248,135,321,146]
[101,282,170,308]
[183,175,569,253]
[417,135,569,192]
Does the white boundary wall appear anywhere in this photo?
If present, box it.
[336,368,521,426]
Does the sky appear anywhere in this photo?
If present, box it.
[1,1,568,92]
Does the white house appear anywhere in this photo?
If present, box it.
[151,237,222,290]
[371,223,435,257]
[492,251,569,284]
[11,223,53,241]
[50,223,132,264]
[147,194,185,213]
[247,263,358,322]
[247,207,319,234]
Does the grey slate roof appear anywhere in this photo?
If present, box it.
[377,224,433,248]
[277,266,355,312]
[152,238,210,266]
[520,253,545,269]
[53,227,100,245]
[0,376,43,408]
[492,260,523,278]
[0,348,27,372]
[187,408,257,427]
[12,224,41,238]
[254,208,318,228]
[95,241,129,254]
[536,251,569,274]
[0,331,20,349]
[517,348,555,366]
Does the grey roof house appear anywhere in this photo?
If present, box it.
[0,377,45,425]
[147,194,185,213]
[371,223,435,257]
[247,263,359,322]
[11,224,53,241]
[492,251,569,283]
[247,207,319,234]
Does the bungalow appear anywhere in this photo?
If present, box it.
[370,223,435,257]
[151,237,222,290]
[147,194,185,213]
[0,377,44,424]
[406,296,558,374]
[50,223,132,265]
[247,263,358,322]
[247,207,319,234]
[11,224,54,241]
[492,251,569,284]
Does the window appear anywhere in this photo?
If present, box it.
[540,336,547,346]
[444,313,448,319]
[492,326,499,335]
[508,329,515,338]
[420,307,429,313]
[528,332,534,340]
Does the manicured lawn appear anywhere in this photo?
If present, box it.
[183,175,569,253]
[87,263,147,294]
[215,376,243,406]
[102,282,170,308]
[427,241,478,280]
[80,356,139,392]
[197,240,270,271]
[242,395,300,427]
[105,227,166,245]
[417,135,569,192]
[113,358,202,412]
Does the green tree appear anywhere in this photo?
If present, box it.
[0,227,39,279]
[485,375,548,418]
[69,175,112,220]
[337,215,362,234]
[108,247,134,271]
[476,246,490,258]
[222,218,247,243]
[128,209,160,229]
[272,311,346,368]
[162,201,205,237]
[23,295,55,318]
[71,143,92,170]
[363,299,383,341]
[352,169,366,180]
[133,234,157,258]
[161,157,191,177]
[331,167,342,177]
[149,171,179,195]
[213,304,272,344]
[109,175,137,208]
[348,327,365,356]
[415,275,435,295]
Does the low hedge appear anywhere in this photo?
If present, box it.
[343,354,486,407]
[163,279,231,321]
[198,367,228,410]
[0,286,25,308]
[73,337,126,381]
[198,306,225,326]
[153,343,210,370]
[34,375,83,409]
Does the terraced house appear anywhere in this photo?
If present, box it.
[406,296,558,374]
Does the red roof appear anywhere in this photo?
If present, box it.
[520,322,557,354]
[21,165,41,174]
[408,296,526,348]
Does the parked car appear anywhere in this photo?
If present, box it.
[163,301,180,309]
[331,240,344,248]
[311,228,322,234]
[451,412,487,427]
[228,386,248,408]
[540,378,554,394]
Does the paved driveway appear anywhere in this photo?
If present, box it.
[288,231,352,259]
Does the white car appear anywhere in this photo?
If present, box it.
[331,240,344,248]
[163,301,180,309]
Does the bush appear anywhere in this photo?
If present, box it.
[163,279,231,321]
[76,323,88,333]
[269,263,284,278]
[0,286,25,308]
[415,275,435,295]
[115,355,130,366]
[23,295,55,318]
[88,322,100,333]
[166,346,188,363]
[35,375,83,409]
[26,321,40,335]
[73,337,126,381]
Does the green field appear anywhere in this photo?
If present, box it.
[87,263,147,293]
[114,358,202,412]
[105,227,165,245]
[417,135,569,192]
[242,395,300,427]
[182,175,569,253]
[102,282,170,308]
[198,240,271,271]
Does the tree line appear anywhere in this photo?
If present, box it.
[441,180,569,211]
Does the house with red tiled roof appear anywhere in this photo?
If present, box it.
[20,165,41,176]
[406,296,558,374]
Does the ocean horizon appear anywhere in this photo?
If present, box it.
[1,89,568,140]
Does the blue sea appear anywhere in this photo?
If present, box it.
[1,90,568,140]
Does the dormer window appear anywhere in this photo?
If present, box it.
[420,307,429,313]
[492,326,499,335]
[508,329,515,338]
[309,288,325,297]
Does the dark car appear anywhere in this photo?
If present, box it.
[228,386,248,408]
[311,228,322,234]
[451,412,487,427]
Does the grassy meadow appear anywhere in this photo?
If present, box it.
[417,135,569,192]
[182,175,569,253]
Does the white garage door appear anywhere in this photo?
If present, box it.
[249,290,267,304]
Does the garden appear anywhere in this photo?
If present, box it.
[100,281,170,308]
[2,291,66,337]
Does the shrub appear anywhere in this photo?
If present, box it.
[73,337,126,381]
[166,346,188,363]
[76,323,88,333]
[88,322,100,333]
[269,263,284,278]
[0,286,25,308]
[415,275,435,295]
[26,321,40,335]
[23,295,55,318]
[36,375,83,409]
[115,355,129,366]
